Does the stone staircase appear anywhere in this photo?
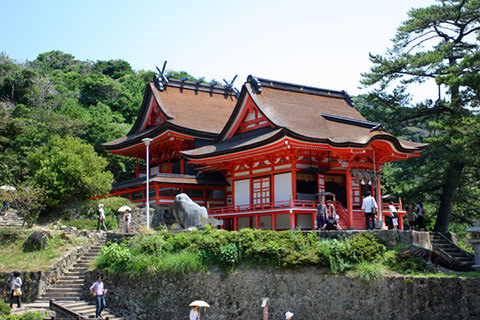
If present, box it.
[37,243,103,303]
[431,232,474,267]
[16,234,124,319]
[0,209,24,227]
[54,300,124,320]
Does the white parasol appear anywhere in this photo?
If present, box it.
[189,300,210,308]
[118,206,132,213]
[0,185,16,191]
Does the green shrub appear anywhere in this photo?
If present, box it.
[349,233,386,262]
[96,242,131,273]
[315,240,332,266]
[328,239,353,273]
[219,243,240,267]
[0,300,11,317]
[6,312,44,320]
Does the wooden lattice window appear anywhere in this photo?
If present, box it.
[252,176,271,205]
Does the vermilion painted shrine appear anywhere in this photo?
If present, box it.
[102,75,427,230]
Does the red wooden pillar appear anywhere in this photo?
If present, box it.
[233,216,239,231]
[272,214,277,230]
[346,169,353,227]
[376,176,383,223]
[255,215,261,229]
[291,161,297,201]
[135,156,139,178]
[289,210,295,229]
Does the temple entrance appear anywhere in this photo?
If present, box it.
[296,173,318,201]
[325,174,347,207]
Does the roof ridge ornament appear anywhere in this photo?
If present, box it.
[369,123,384,132]
[154,61,169,91]
[342,90,355,107]
[247,75,262,94]
[223,75,239,98]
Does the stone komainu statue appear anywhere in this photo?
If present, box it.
[174,193,208,228]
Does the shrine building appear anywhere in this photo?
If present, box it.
[102,75,427,230]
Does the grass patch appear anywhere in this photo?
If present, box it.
[351,262,386,281]
[0,229,87,272]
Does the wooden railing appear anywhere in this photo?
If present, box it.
[208,199,320,216]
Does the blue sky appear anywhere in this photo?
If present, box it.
[1,0,435,99]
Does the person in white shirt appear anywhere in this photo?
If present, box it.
[388,202,398,229]
[361,191,378,230]
[97,203,107,231]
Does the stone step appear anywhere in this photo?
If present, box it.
[51,284,84,290]
[62,301,124,320]
[39,295,81,302]
[61,275,84,280]
[56,278,84,284]
[44,288,83,295]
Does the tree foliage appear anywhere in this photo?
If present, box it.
[361,0,480,232]
[26,135,113,207]
[0,50,217,219]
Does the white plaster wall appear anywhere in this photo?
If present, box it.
[234,179,250,206]
[274,172,292,202]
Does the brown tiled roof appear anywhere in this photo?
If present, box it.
[102,79,237,151]
[150,82,236,134]
[183,76,427,158]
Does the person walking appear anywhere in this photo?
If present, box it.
[97,204,107,231]
[361,191,378,230]
[124,209,131,233]
[388,202,398,229]
[189,306,200,320]
[90,274,107,319]
[10,271,22,308]
[416,201,426,231]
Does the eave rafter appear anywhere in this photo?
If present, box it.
[189,137,420,173]
[113,130,195,158]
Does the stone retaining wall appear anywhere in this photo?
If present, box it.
[1,230,103,302]
[85,268,480,320]
[314,229,434,249]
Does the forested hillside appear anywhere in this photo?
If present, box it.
[0,51,153,215]
[0,47,478,235]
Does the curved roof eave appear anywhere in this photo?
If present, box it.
[182,127,428,160]
[102,121,218,152]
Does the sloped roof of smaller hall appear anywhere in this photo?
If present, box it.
[149,82,236,134]
[102,79,237,152]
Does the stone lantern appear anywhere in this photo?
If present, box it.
[467,219,480,271]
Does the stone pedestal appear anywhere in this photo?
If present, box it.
[467,219,480,270]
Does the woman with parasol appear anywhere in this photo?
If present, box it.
[189,300,209,320]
